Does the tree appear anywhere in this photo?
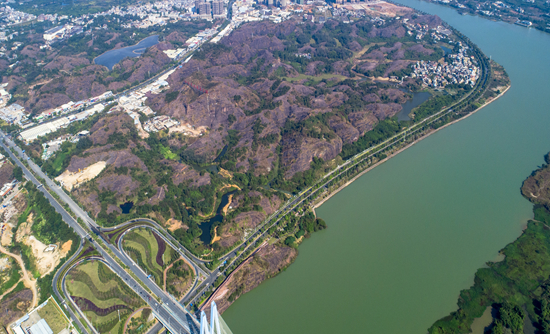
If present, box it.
[284,236,296,247]
[13,166,22,181]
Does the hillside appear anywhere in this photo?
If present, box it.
[1,20,211,115]
[23,14,478,258]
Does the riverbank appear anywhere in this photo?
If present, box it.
[313,84,511,213]
[429,150,550,333]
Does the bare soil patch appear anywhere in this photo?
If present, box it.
[0,289,32,325]
[55,161,107,191]
[166,218,186,232]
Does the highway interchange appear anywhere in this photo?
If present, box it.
[0,132,201,334]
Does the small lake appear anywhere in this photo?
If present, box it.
[441,45,453,55]
[120,201,134,214]
[397,91,432,121]
[198,191,236,244]
[94,35,159,70]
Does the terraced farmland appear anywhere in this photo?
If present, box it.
[122,228,182,288]
[66,261,145,334]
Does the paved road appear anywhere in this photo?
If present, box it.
[0,133,200,334]
[115,224,203,301]
[103,218,210,276]
[52,240,96,334]
[19,42,200,137]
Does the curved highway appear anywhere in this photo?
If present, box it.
[0,133,200,334]
[52,240,91,334]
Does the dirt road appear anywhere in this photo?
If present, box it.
[0,278,22,300]
[0,245,38,308]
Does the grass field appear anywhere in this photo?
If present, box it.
[66,261,145,334]
[122,228,178,288]
[159,145,178,160]
[37,299,69,334]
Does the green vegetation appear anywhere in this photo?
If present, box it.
[67,261,145,334]
[0,257,21,296]
[37,299,69,334]
[12,166,22,182]
[0,280,26,301]
[22,182,78,245]
[166,259,193,299]
[122,228,178,287]
[126,308,155,334]
[9,182,79,301]
[430,220,550,334]
[165,91,180,103]
[13,0,153,16]
[273,211,327,249]
[159,144,178,160]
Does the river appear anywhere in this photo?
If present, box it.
[222,2,550,334]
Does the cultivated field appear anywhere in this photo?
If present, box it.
[122,228,192,297]
[66,261,145,334]
[122,228,177,286]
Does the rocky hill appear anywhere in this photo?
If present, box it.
[1,20,211,115]
[147,15,448,182]
[25,14,470,257]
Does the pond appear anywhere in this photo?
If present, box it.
[198,191,236,244]
[396,91,432,121]
[120,201,134,214]
[441,45,453,56]
[94,35,159,70]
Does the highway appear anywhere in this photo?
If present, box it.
[114,223,204,300]
[0,132,200,334]
[102,218,211,275]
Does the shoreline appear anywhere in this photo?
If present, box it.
[313,84,511,213]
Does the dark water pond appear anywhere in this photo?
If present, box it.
[397,91,432,121]
[198,190,236,244]
[120,201,134,214]
[441,45,453,55]
[94,35,159,70]
[214,145,228,163]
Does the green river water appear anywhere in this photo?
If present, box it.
[223,2,550,333]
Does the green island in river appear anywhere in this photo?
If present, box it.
[430,153,550,334]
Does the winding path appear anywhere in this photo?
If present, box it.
[123,306,152,334]
[163,257,181,291]
[0,245,37,308]
[0,278,22,300]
